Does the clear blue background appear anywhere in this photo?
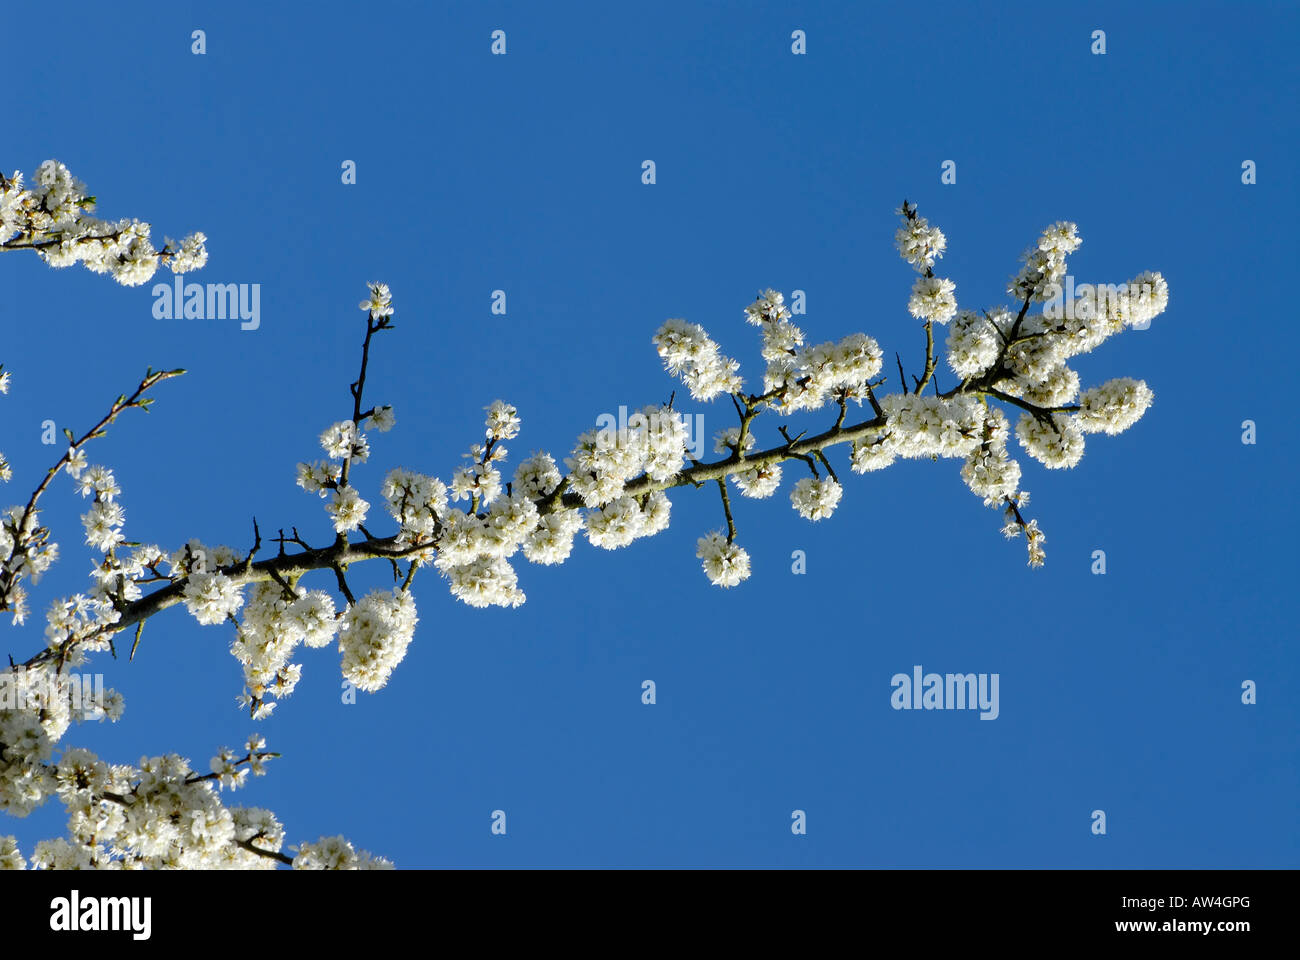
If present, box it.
[1,0,1296,867]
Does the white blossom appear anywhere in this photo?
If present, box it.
[63,447,87,479]
[513,452,562,499]
[319,421,357,459]
[715,426,755,455]
[0,836,26,870]
[894,208,947,271]
[961,411,1022,505]
[1025,518,1047,567]
[653,318,744,401]
[81,501,125,552]
[443,556,525,609]
[878,394,985,460]
[382,467,447,542]
[294,835,393,870]
[1009,221,1080,303]
[849,436,896,473]
[165,232,208,273]
[359,282,393,317]
[337,589,418,692]
[695,531,751,588]
[1015,412,1085,469]
[76,465,119,501]
[732,462,782,498]
[790,476,843,521]
[326,486,370,533]
[946,310,1002,379]
[1076,378,1154,435]
[744,288,792,325]
[182,572,245,625]
[908,276,958,324]
[296,459,340,496]
[484,400,521,440]
[522,508,584,565]
[586,496,645,549]
[564,405,687,508]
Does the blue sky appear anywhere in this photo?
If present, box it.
[2,0,1296,867]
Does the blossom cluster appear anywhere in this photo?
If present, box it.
[895,204,948,270]
[338,588,417,692]
[1,161,207,286]
[293,834,393,870]
[739,289,884,412]
[895,202,958,324]
[790,477,844,521]
[652,319,743,400]
[0,420,399,867]
[1,608,382,869]
[695,531,750,588]
[229,581,339,718]
[566,405,688,506]
[0,723,385,869]
[1007,220,1082,303]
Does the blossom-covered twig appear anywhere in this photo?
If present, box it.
[0,196,1168,870]
[1,161,207,286]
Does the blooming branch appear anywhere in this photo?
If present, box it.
[1,197,1168,869]
[1,161,207,286]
